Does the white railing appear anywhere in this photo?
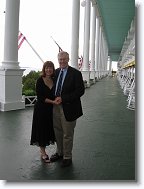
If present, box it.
[22,95,37,107]
[127,82,135,110]
[117,67,135,111]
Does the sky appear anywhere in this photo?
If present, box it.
[0,0,85,75]
[0,0,118,75]
[0,0,118,76]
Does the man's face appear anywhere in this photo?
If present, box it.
[58,53,69,69]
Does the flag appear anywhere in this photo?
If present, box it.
[18,31,26,49]
[89,60,91,69]
[51,36,63,52]
[78,55,83,70]
[78,56,90,70]
[18,31,44,62]
[59,46,63,52]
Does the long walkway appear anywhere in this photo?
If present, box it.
[0,76,135,181]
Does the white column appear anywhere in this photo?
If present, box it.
[2,0,20,69]
[105,42,109,75]
[101,33,104,77]
[103,36,108,76]
[98,26,102,79]
[108,56,112,76]
[95,16,100,80]
[71,0,80,69]
[81,0,91,87]
[0,0,25,111]
[90,3,96,82]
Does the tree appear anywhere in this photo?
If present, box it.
[22,70,40,96]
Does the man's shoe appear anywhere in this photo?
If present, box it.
[50,153,63,162]
[61,159,72,167]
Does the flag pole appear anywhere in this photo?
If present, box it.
[25,38,44,63]
[18,31,44,63]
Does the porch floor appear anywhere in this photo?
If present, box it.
[0,76,135,181]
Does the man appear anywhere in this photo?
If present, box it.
[50,51,85,167]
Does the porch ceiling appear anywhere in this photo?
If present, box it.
[95,0,135,61]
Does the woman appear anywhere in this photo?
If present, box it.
[30,61,56,163]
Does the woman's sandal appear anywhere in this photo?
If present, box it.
[41,154,50,163]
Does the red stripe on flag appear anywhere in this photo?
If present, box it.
[18,32,23,41]
[18,36,26,49]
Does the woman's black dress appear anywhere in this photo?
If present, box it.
[30,77,55,147]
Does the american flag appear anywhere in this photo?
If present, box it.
[78,56,91,70]
[78,55,83,70]
[59,46,63,52]
[51,36,63,52]
[18,31,44,63]
[18,31,26,49]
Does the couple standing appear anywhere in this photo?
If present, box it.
[30,51,85,167]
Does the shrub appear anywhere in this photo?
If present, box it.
[23,89,36,96]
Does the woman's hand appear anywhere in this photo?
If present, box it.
[53,97,62,105]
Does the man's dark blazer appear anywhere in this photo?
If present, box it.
[54,66,85,121]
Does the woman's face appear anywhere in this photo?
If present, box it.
[45,66,53,77]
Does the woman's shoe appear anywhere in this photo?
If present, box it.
[41,154,50,163]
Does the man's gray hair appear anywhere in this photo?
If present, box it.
[58,51,69,58]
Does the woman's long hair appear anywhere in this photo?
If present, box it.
[41,61,55,78]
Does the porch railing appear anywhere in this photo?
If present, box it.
[22,95,37,107]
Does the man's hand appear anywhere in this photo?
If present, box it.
[53,97,62,105]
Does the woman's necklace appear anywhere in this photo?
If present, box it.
[45,77,51,82]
